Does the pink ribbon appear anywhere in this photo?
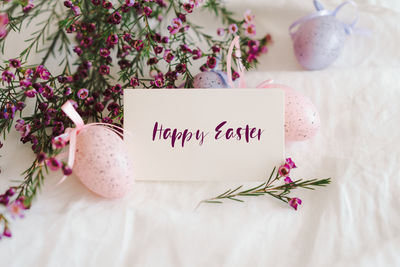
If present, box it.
[56,101,125,184]
[226,36,274,88]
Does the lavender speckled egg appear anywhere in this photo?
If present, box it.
[73,126,134,198]
[292,15,346,70]
[193,71,230,88]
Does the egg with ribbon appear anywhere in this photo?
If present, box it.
[292,15,346,70]
[289,0,359,70]
[260,84,320,142]
[73,125,134,198]
[193,70,230,88]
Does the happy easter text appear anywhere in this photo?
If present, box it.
[152,121,264,148]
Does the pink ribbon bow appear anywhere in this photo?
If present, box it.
[56,101,124,184]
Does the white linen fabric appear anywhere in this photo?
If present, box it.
[1,1,399,266]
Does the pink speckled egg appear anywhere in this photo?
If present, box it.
[262,84,320,142]
[73,126,134,198]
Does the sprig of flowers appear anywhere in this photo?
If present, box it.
[199,158,331,210]
[0,0,272,239]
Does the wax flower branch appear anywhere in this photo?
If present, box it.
[0,0,272,239]
[200,158,331,210]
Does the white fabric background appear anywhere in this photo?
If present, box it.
[1,0,400,266]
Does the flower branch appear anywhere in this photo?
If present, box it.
[200,158,331,210]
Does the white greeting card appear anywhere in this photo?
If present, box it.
[124,89,285,181]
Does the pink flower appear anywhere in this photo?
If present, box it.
[20,79,32,88]
[52,136,67,149]
[243,23,256,37]
[2,226,12,238]
[125,0,135,7]
[286,158,297,169]
[192,48,202,60]
[9,59,21,68]
[23,0,34,13]
[106,34,119,46]
[46,157,62,171]
[278,163,291,177]
[77,88,89,99]
[143,6,152,16]
[36,65,51,80]
[24,89,37,98]
[0,13,9,39]
[207,56,217,69]
[289,197,302,210]
[232,70,240,81]
[163,50,175,63]
[130,77,139,87]
[2,70,15,83]
[151,73,164,88]
[15,119,31,138]
[72,6,81,16]
[228,24,238,34]
[168,18,183,35]
[99,65,110,75]
[217,28,225,36]
[244,9,255,23]
[7,200,26,219]
[183,3,194,13]
[284,177,293,184]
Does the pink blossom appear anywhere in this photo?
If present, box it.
[289,198,302,210]
[7,200,26,219]
[168,18,183,35]
[77,88,89,99]
[207,56,217,69]
[20,79,32,88]
[0,13,9,39]
[244,9,255,23]
[286,158,297,169]
[125,0,135,7]
[143,6,152,16]
[243,23,256,37]
[130,77,139,87]
[228,24,238,34]
[278,163,291,177]
[2,70,15,83]
[24,89,37,98]
[46,157,62,171]
[36,65,51,80]
[217,28,225,36]
[52,136,67,149]
[23,0,34,13]
[163,49,175,63]
[284,177,293,184]
[72,6,82,16]
[192,48,202,60]
[9,59,21,68]
[15,119,31,138]
[183,3,194,13]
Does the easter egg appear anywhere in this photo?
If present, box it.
[73,126,134,198]
[193,70,230,88]
[292,15,346,70]
[262,84,320,141]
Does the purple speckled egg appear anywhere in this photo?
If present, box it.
[73,126,134,198]
[292,15,346,70]
[262,84,320,142]
[193,71,230,88]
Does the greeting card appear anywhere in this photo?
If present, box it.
[124,89,285,181]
